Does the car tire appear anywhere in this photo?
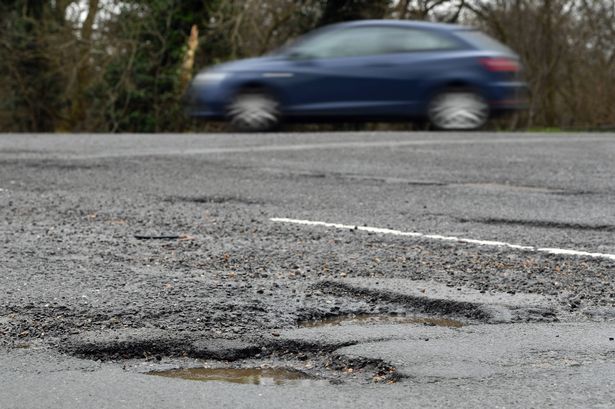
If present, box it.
[428,89,489,131]
[227,88,281,132]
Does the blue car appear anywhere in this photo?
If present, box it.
[185,20,527,131]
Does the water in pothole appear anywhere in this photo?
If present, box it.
[299,314,464,328]
[150,368,327,386]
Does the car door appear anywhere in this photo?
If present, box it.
[280,26,395,116]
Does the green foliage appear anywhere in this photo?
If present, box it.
[0,0,67,131]
[101,0,220,132]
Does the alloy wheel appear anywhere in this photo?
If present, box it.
[228,91,280,132]
[428,91,489,130]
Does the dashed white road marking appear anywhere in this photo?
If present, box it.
[271,217,615,261]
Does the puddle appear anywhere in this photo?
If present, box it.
[149,368,325,386]
[299,314,463,329]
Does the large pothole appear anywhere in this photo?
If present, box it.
[54,280,560,386]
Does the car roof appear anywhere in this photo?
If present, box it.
[329,19,469,32]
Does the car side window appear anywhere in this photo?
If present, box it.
[291,26,460,60]
[382,28,460,52]
[291,28,381,59]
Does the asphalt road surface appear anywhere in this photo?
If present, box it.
[1,132,614,408]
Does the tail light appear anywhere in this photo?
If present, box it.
[480,57,521,72]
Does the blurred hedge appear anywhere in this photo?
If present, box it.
[1,0,614,132]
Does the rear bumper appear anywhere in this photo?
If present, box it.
[488,82,530,113]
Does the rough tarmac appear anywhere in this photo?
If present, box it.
[1,132,614,408]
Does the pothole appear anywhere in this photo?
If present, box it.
[149,367,327,386]
[299,314,464,329]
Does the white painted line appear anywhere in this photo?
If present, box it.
[270,217,615,261]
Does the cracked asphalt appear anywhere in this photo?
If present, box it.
[1,132,615,408]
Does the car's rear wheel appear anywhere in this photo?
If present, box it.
[227,89,280,132]
[428,89,489,131]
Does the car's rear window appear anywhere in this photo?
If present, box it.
[457,30,514,54]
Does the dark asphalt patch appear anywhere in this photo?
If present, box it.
[258,167,447,186]
[60,330,261,361]
[0,149,44,155]
[456,217,615,232]
[314,280,559,324]
[276,171,599,194]
[548,190,601,197]
[303,172,446,186]
[299,314,463,329]
[165,195,264,205]
[59,325,360,362]
[0,159,110,171]
[456,182,569,194]
[314,281,492,322]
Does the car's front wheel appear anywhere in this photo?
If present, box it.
[428,89,489,131]
[227,89,280,132]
